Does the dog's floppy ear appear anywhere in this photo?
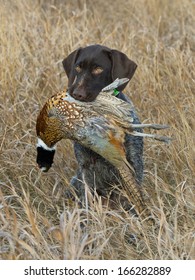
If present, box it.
[110,49,137,91]
[62,48,82,86]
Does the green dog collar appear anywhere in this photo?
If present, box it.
[113,89,120,96]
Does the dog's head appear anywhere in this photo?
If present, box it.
[62,44,137,102]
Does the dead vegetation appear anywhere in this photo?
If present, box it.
[0,0,194,259]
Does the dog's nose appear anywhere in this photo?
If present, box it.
[72,89,87,101]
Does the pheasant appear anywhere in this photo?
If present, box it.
[36,78,170,219]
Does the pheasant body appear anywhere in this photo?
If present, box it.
[36,78,170,218]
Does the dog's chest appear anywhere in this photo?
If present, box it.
[74,142,121,191]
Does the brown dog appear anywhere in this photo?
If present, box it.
[63,44,137,102]
[62,44,143,208]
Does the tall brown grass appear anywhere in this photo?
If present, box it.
[0,0,194,260]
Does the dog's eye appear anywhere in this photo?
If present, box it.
[75,65,82,73]
[92,67,103,75]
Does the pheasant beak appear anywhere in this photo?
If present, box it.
[36,138,56,172]
[37,161,53,172]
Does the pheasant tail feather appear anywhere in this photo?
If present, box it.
[118,163,153,223]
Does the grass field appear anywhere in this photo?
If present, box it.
[0,0,194,260]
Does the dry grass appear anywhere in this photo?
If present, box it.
[0,0,195,260]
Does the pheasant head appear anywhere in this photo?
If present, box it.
[36,90,85,171]
[36,99,61,172]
